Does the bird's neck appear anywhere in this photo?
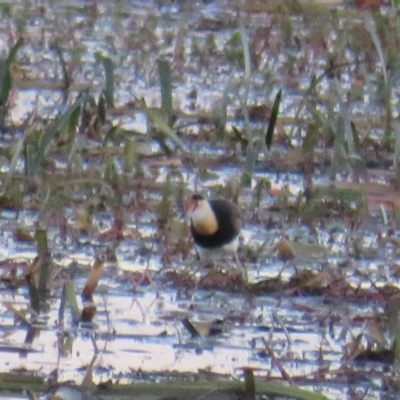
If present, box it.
[191,203,218,235]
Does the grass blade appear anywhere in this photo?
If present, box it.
[240,26,251,139]
[158,58,173,114]
[36,228,51,302]
[52,42,70,102]
[0,62,12,104]
[241,26,251,80]
[123,138,137,173]
[4,129,29,189]
[144,103,184,150]
[6,37,24,66]
[0,37,24,102]
[181,318,200,338]
[95,51,115,108]
[365,16,387,84]
[241,138,262,187]
[65,280,81,323]
[302,123,318,153]
[26,266,40,313]
[98,93,106,124]
[257,381,329,400]
[29,93,88,175]
[265,89,282,150]
[244,368,255,400]
[330,114,346,179]
[68,102,81,140]
[0,38,24,129]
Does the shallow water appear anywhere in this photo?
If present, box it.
[0,1,399,399]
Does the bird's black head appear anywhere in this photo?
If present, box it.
[192,194,204,201]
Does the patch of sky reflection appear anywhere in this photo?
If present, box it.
[117,250,159,275]
[0,283,383,395]
[118,112,147,134]
[350,260,393,288]
[55,251,95,269]
[0,215,37,256]
[11,89,61,123]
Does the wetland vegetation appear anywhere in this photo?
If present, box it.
[0,0,400,399]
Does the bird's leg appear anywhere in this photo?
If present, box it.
[234,252,248,283]
[196,248,215,269]
[195,248,201,261]
[132,256,158,291]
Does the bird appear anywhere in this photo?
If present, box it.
[185,194,246,280]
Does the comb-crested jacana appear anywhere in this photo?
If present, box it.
[185,194,246,279]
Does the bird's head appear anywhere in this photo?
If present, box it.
[185,194,204,215]
[185,194,218,235]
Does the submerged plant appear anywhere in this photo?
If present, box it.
[224,30,245,65]
[205,32,217,55]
